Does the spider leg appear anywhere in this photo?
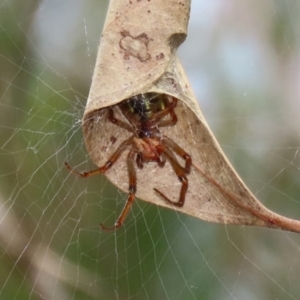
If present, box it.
[136,153,144,169]
[162,136,191,173]
[108,108,132,132]
[151,96,178,125]
[136,151,165,169]
[154,147,188,207]
[157,108,177,128]
[100,150,137,230]
[65,136,134,177]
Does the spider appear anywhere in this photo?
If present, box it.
[65,93,192,230]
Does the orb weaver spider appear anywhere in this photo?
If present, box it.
[65,93,192,230]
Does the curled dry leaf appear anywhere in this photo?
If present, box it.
[74,0,300,232]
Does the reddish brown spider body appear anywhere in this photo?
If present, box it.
[65,93,191,230]
[133,137,165,165]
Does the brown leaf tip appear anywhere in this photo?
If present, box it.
[119,30,151,62]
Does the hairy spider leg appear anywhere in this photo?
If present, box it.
[151,96,178,126]
[65,136,135,230]
[108,108,132,132]
[156,106,178,128]
[154,147,188,207]
[109,95,178,131]
[100,150,137,230]
[163,136,191,173]
[64,137,133,177]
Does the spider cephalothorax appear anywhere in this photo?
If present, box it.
[65,93,191,230]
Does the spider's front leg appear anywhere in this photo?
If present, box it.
[64,137,133,178]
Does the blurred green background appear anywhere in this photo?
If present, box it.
[1,1,300,299]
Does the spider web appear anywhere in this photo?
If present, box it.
[1,0,300,299]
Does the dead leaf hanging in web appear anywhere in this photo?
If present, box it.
[69,0,300,233]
